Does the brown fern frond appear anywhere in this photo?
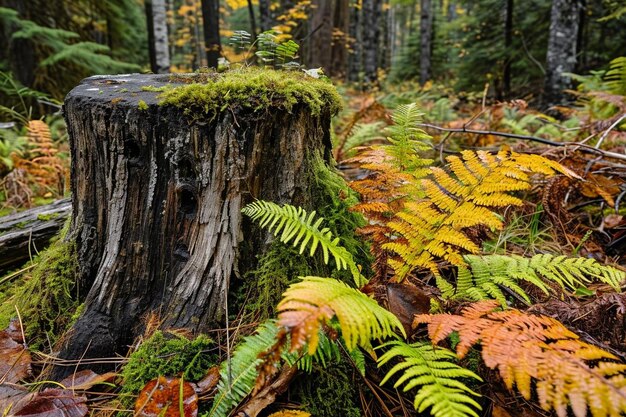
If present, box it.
[415,301,626,417]
[385,150,576,280]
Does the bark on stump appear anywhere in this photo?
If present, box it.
[55,71,338,375]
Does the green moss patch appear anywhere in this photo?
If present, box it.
[120,331,215,397]
[158,67,342,118]
[0,228,79,350]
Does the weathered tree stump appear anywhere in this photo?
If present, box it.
[55,69,341,374]
[0,198,71,274]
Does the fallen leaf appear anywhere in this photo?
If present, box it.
[12,388,87,417]
[194,366,220,397]
[604,214,624,229]
[135,377,198,417]
[387,283,431,336]
[580,174,622,206]
[59,370,116,391]
[0,328,31,384]
[0,383,30,413]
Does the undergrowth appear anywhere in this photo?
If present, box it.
[120,330,215,401]
[0,223,78,351]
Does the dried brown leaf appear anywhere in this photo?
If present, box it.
[134,377,198,417]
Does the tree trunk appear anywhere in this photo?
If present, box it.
[362,0,382,87]
[543,0,582,107]
[201,0,221,68]
[330,0,350,78]
[145,0,171,73]
[419,0,433,85]
[308,0,333,71]
[503,0,513,98]
[0,199,71,275]
[247,0,258,40]
[52,73,334,378]
[258,0,273,31]
[347,0,361,83]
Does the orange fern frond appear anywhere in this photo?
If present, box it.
[415,301,626,417]
[17,120,66,197]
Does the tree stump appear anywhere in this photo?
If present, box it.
[55,69,341,374]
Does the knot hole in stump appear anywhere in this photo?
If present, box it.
[177,185,197,218]
[177,156,197,183]
[124,138,142,166]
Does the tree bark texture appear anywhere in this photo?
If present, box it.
[543,0,582,107]
[362,0,382,87]
[258,0,273,31]
[308,0,333,72]
[55,74,333,376]
[0,198,71,275]
[201,0,221,68]
[419,0,433,85]
[145,0,171,73]
[347,0,361,83]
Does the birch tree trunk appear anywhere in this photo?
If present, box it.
[543,0,582,107]
[145,0,170,73]
[52,72,336,377]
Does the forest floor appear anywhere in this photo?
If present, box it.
[1,73,626,417]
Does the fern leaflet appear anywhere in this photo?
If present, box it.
[378,340,482,417]
[446,254,625,305]
[416,301,626,417]
[278,276,405,354]
[242,200,365,286]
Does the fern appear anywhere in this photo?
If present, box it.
[384,103,433,174]
[277,276,405,354]
[446,254,626,305]
[209,319,359,417]
[416,301,626,417]
[242,200,365,286]
[338,121,385,159]
[348,104,434,280]
[209,320,282,417]
[384,150,574,281]
[605,56,626,96]
[378,340,482,417]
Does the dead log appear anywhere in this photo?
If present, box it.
[0,198,71,274]
[54,69,340,376]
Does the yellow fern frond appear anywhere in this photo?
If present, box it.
[385,150,575,281]
[277,276,404,354]
[416,301,626,417]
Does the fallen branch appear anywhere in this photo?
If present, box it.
[418,123,626,162]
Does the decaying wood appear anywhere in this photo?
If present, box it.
[0,198,71,274]
[54,73,333,377]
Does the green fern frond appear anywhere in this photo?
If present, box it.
[385,103,434,173]
[209,320,281,417]
[605,56,626,96]
[340,121,386,158]
[445,254,625,305]
[242,200,365,286]
[278,276,405,354]
[378,340,482,417]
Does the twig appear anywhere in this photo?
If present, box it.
[418,123,626,161]
[595,113,626,149]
